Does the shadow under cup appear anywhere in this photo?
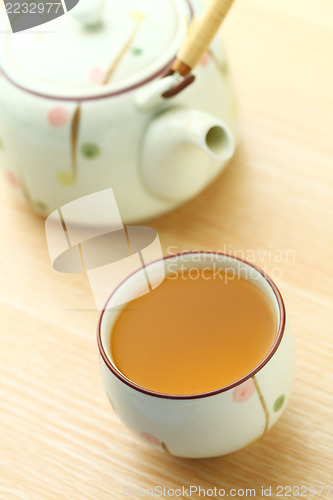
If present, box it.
[97,252,296,458]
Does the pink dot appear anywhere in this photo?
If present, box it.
[6,171,20,188]
[89,67,106,84]
[233,379,255,403]
[48,107,69,127]
[199,52,210,66]
[140,432,161,446]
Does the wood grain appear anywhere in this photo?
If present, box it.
[0,0,332,498]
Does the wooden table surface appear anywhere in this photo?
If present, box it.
[1,0,332,499]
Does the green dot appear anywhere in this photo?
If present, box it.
[35,200,48,212]
[221,61,228,74]
[81,143,100,159]
[273,394,285,412]
[0,137,3,149]
[132,47,143,56]
[107,394,116,412]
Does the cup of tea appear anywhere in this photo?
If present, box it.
[97,252,296,458]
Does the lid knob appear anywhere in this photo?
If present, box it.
[70,0,105,28]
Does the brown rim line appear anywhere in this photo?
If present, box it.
[97,251,286,401]
[0,59,174,102]
[0,0,194,103]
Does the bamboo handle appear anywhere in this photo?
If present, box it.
[172,0,235,76]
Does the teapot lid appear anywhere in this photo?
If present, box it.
[0,0,192,100]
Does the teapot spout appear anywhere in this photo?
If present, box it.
[141,108,235,201]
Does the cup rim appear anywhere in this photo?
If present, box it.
[97,251,286,400]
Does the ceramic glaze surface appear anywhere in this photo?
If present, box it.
[0,0,238,223]
[2,0,186,93]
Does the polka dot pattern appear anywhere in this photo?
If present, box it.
[273,394,285,412]
[220,60,228,75]
[48,107,70,127]
[89,67,106,84]
[199,52,210,66]
[107,394,116,412]
[6,171,20,188]
[130,11,146,21]
[232,379,256,403]
[57,171,76,186]
[35,201,48,212]
[81,143,100,159]
[140,432,161,446]
[132,47,143,56]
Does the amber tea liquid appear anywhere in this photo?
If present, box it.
[111,269,277,395]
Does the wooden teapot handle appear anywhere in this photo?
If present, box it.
[172,0,235,76]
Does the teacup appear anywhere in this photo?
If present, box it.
[97,252,296,458]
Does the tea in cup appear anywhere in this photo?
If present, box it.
[97,252,295,458]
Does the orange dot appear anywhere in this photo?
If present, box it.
[6,171,20,188]
[199,52,210,66]
[140,432,161,446]
[48,107,69,127]
[232,379,255,403]
[89,67,106,84]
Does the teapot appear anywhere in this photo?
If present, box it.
[0,0,238,223]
